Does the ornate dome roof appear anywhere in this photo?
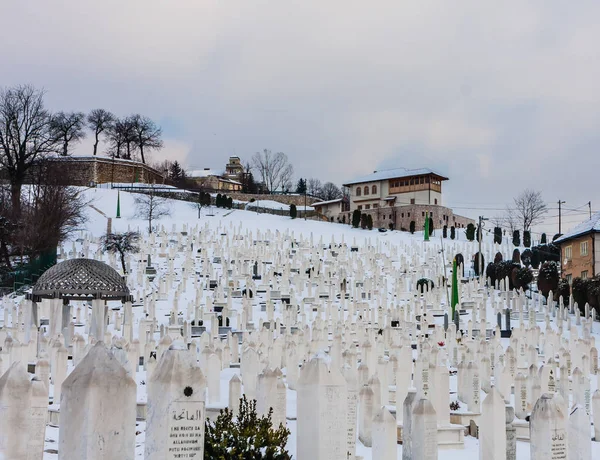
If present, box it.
[32,258,130,301]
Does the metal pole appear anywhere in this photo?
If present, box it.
[589,201,592,220]
[304,179,307,221]
[558,200,565,234]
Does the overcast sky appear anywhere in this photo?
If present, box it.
[3,1,599,235]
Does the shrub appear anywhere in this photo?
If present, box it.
[428,217,434,236]
[410,221,416,234]
[552,233,562,242]
[557,278,570,306]
[360,213,368,229]
[494,252,503,264]
[514,266,533,291]
[443,225,447,238]
[367,214,373,230]
[417,278,434,293]
[537,262,559,298]
[493,227,502,245]
[204,395,291,460]
[216,193,223,207]
[473,252,485,276]
[512,248,521,264]
[572,277,589,312]
[289,204,297,219]
[465,223,475,241]
[342,214,346,224]
[450,226,456,240]
[485,262,497,284]
[540,233,547,244]
[523,230,531,248]
[455,253,464,276]
[521,249,532,267]
[512,230,520,247]
[530,246,541,269]
[227,196,233,209]
[352,210,361,228]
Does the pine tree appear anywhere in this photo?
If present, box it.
[169,161,183,182]
[540,233,547,244]
[466,223,476,241]
[289,203,297,219]
[428,217,434,236]
[409,220,416,234]
[493,227,502,244]
[512,230,520,247]
[367,214,373,230]
[450,226,456,240]
[523,230,531,248]
[443,225,447,238]
[360,213,368,229]
[227,196,233,209]
[352,209,361,228]
[295,178,307,194]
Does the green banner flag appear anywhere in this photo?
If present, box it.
[424,212,429,241]
[451,257,459,318]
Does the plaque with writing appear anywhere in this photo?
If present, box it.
[167,401,205,460]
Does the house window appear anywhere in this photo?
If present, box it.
[401,213,404,218]
[373,203,378,208]
[435,199,438,205]
[410,198,415,204]
[372,185,377,194]
[356,187,361,196]
[365,204,370,210]
[581,241,588,256]
[582,270,589,280]
[358,205,362,210]
[565,245,572,260]
[364,186,369,195]
[420,177,425,184]
[408,212,410,217]
[422,212,425,217]
[566,274,573,285]
[425,177,430,183]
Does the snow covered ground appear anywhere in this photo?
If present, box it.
[2,187,594,459]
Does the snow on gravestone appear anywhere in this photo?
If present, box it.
[479,387,506,460]
[0,362,32,460]
[59,342,136,460]
[297,356,348,460]
[529,394,567,460]
[145,343,206,460]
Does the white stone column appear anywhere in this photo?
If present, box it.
[372,406,397,460]
[0,363,32,460]
[479,387,506,460]
[59,342,136,460]
[412,398,438,460]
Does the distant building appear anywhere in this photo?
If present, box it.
[554,212,600,283]
[188,156,245,192]
[312,197,350,222]
[342,167,473,230]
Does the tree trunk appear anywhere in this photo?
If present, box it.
[139,145,145,164]
[10,181,22,216]
[120,251,126,274]
[93,132,99,156]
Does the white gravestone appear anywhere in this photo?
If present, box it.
[412,398,438,460]
[479,387,506,460]
[568,404,591,460]
[0,362,32,460]
[59,342,136,460]
[372,406,397,460]
[297,356,348,460]
[529,394,567,460]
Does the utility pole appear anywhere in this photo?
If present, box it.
[304,178,307,221]
[478,215,488,279]
[558,200,566,234]
[589,201,592,219]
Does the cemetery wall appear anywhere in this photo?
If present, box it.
[26,156,166,186]
[227,192,320,207]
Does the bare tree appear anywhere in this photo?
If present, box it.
[50,111,86,156]
[252,149,294,193]
[134,186,170,234]
[106,117,136,159]
[307,178,322,198]
[512,189,547,233]
[87,109,115,156]
[130,114,163,164]
[0,85,59,214]
[320,182,342,201]
[100,231,140,273]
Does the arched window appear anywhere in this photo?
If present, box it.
[364,186,369,195]
[372,185,377,194]
[356,187,361,196]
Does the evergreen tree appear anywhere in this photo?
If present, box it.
[295,178,307,194]
[204,395,291,460]
[428,217,434,236]
[450,226,456,240]
[512,230,520,247]
[443,225,447,238]
[289,203,297,219]
[473,252,485,277]
[466,223,476,241]
[352,209,361,228]
[410,220,416,234]
[242,172,258,194]
[360,213,368,229]
[367,214,373,230]
[169,161,184,182]
[493,227,502,244]
[523,230,531,248]
[227,196,233,209]
[540,233,547,244]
